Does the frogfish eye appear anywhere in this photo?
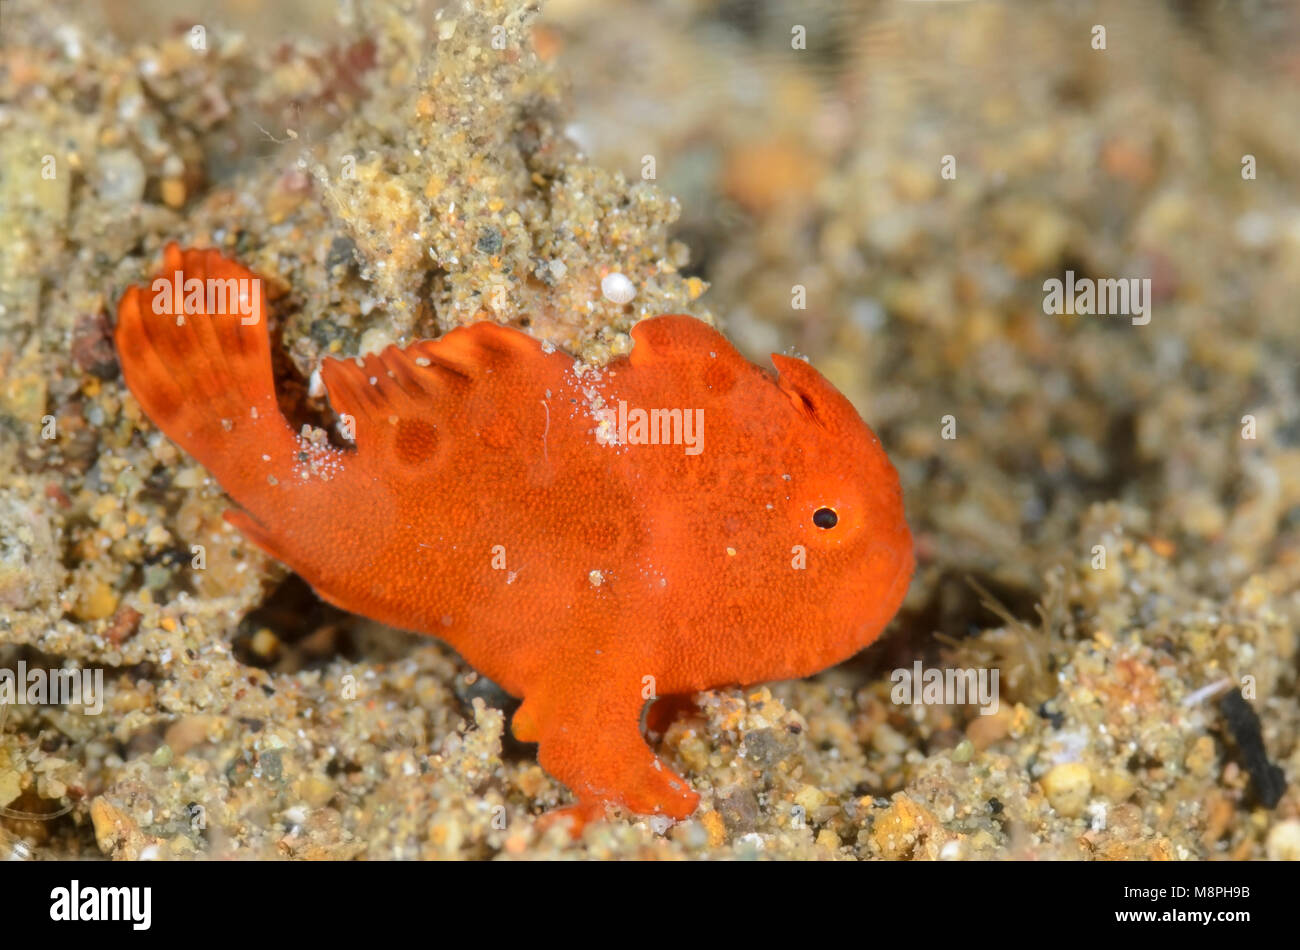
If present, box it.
[813,507,839,529]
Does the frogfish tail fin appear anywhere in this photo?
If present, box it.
[114,243,300,509]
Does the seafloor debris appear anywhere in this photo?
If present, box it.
[1217,691,1286,809]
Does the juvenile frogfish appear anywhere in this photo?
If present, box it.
[114,244,913,831]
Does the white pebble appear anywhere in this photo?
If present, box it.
[601,272,636,305]
[938,838,964,860]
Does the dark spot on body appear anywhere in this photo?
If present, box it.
[395,418,439,464]
[702,358,737,393]
[634,319,675,350]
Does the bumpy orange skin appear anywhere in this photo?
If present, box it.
[114,244,914,830]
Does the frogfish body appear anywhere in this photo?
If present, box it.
[114,244,913,830]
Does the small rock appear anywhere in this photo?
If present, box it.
[698,809,726,848]
[92,149,146,205]
[250,627,281,661]
[160,177,187,208]
[73,579,118,621]
[715,786,759,835]
[741,727,795,768]
[0,769,21,807]
[299,774,335,808]
[260,750,284,783]
[70,310,120,380]
[89,797,137,855]
[164,715,217,755]
[1094,768,1137,803]
[871,795,943,859]
[816,827,841,852]
[1042,762,1092,818]
[103,605,143,645]
[871,722,908,755]
[1265,819,1300,861]
[793,784,827,814]
[966,705,1013,750]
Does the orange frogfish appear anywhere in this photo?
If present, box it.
[114,244,913,830]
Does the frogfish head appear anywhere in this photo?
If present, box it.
[754,352,914,679]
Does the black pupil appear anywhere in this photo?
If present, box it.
[813,508,838,529]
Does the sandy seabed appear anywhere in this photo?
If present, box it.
[1,0,1298,860]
